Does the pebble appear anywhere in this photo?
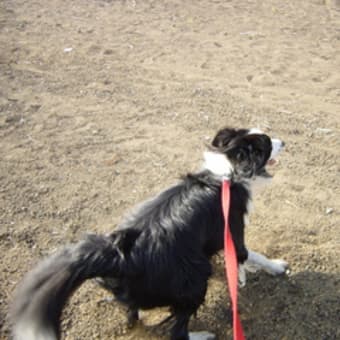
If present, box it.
[315,128,333,134]
[325,207,334,215]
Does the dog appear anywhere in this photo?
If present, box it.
[10,127,288,340]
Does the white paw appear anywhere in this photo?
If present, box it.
[243,262,261,273]
[266,259,289,275]
[189,331,216,340]
[238,265,246,287]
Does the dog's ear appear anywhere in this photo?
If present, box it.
[212,128,248,149]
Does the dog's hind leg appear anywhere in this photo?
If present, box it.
[170,309,195,340]
[170,294,207,340]
[127,306,139,328]
[170,298,214,340]
[245,250,289,275]
[169,258,213,340]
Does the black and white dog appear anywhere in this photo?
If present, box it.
[10,127,288,340]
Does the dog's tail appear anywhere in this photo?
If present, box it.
[10,232,134,340]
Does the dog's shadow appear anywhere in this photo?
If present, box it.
[191,266,339,340]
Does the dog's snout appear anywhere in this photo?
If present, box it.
[270,138,284,160]
[272,138,285,149]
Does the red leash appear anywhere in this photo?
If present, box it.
[222,179,245,340]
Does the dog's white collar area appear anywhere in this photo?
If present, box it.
[203,151,233,179]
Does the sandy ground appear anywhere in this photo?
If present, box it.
[0,0,339,339]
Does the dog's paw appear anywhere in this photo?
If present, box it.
[243,262,261,273]
[238,265,246,288]
[189,331,216,340]
[266,259,289,275]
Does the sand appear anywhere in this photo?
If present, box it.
[0,0,339,339]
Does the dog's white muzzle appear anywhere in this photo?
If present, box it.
[269,138,285,163]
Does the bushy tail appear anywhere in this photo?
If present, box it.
[10,233,124,340]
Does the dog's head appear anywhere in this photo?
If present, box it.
[206,127,284,179]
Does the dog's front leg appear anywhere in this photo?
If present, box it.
[229,216,248,287]
[235,244,249,288]
[245,250,289,275]
[234,241,248,288]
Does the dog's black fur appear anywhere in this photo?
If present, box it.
[10,128,275,340]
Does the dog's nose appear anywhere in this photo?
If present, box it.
[281,141,285,148]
